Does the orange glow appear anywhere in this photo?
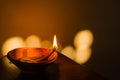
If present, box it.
[53,35,57,49]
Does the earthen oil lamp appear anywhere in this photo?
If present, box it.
[7,35,58,73]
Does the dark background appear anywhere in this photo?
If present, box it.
[0,0,119,80]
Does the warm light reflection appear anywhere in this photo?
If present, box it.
[2,37,25,56]
[3,57,17,71]
[25,35,41,48]
[53,35,57,49]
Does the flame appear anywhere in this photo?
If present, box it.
[53,35,57,49]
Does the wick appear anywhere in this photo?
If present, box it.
[39,48,56,61]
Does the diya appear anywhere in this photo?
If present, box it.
[7,35,58,73]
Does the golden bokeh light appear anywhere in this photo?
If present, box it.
[74,30,93,49]
[75,48,92,64]
[61,46,75,60]
[2,36,25,56]
[25,35,41,48]
[62,30,94,64]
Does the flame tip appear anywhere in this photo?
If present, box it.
[53,35,57,49]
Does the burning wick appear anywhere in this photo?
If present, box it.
[39,35,57,61]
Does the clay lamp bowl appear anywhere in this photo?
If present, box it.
[7,48,57,73]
